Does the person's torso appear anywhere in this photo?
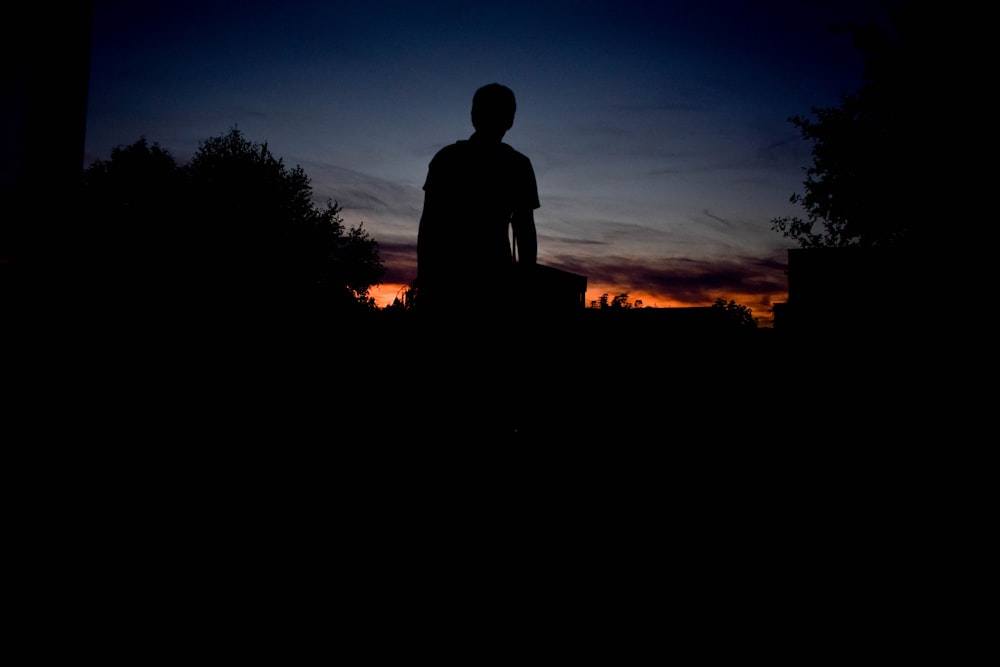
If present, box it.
[426,140,532,267]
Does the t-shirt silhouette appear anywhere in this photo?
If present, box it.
[418,134,539,305]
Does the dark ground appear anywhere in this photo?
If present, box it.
[6,300,960,626]
[181,306,946,446]
[5,300,951,460]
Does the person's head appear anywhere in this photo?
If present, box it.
[471,83,516,137]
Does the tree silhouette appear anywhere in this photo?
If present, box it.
[771,3,931,249]
[81,137,185,290]
[185,128,383,311]
[387,280,420,312]
[82,128,384,316]
[711,298,758,329]
[590,292,634,309]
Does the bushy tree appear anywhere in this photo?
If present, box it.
[82,128,384,315]
[184,128,383,310]
[82,137,181,214]
[711,298,758,329]
[81,137,185,287]
[771,3,931,249]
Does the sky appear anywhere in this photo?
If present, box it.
[83,0,905,326]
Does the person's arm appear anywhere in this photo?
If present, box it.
[417,192,433,273]
[511,208,537,264]
[417,189,444,281]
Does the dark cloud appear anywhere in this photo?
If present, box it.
[551,252,787,306]
[375,241,418,286]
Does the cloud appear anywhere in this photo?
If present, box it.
[302,160,424,241]
[550,252,787,306]
[373,241,418,286]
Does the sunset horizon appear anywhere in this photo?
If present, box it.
[369,279,782,327]
[78,0,905,333]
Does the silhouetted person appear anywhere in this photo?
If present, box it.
[417,83,538,317]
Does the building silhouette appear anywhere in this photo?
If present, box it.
[772,246,920,336]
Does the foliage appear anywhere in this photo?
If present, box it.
[386,280,420,312]
[81,137,186,288]
[589,293,636,309]
[82,137,182,211]
[82,128,384,313]
[711,298,758,329]
[771,3,930,249]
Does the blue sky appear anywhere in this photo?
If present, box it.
[84,0,904,323]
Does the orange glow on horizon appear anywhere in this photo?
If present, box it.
[371,282,410,308]
[370,281,783,327]
[582,285,685,310]
[583,282,783,327]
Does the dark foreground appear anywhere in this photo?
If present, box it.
[121,307,947,444]
[4,299,964,660]
[7,304,950,449]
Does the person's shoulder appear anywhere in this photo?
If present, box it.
[500,142,533,166]
[430,140,471,163]
[440,139,472,154]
